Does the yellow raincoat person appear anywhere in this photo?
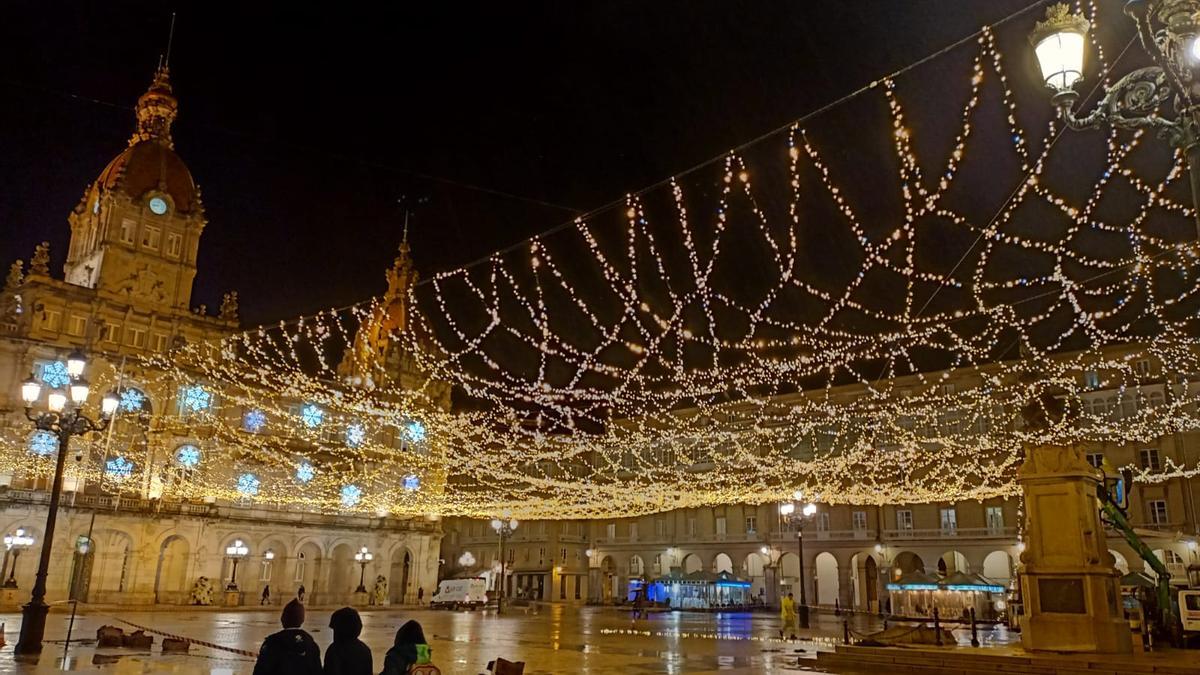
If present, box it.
[780,592,799,638]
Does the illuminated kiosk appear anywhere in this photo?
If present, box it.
[651,570,752,610]
[886,570,1007,621]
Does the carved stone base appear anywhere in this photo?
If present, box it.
[1018,444,1131,654]
[223,590,242,607]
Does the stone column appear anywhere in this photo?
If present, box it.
[837,560,853,612]
[765,565,779,608]
[1018,443,1131,653]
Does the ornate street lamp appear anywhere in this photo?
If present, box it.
[1030,1,1200,231]
[490,515,518,613]
[225,539,249,591]
[2,529,34,589]
[354,546,374,593]
[15,351,117,655]
[780,496,819,629]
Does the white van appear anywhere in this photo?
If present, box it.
[1180,590,1200,634]
[431,578,489,610]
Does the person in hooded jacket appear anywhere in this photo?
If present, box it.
[254,598,322,675]
[380,620,432,675]
[324,607,373,675]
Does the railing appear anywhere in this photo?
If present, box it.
[0,488,440,532]
[882,526,1017,540]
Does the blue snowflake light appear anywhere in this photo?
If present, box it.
[39,361,69,389]
[403,474,420,491]
[236,472,260,497]
[175,444,201,468]
[296,461,315,483]
[405,420,426,443]
[340,484,362,508]
[243,409,267,433]
[345,422,366,448]
[27,430,58,456]
[300,403,324,428]
[180,385,212,413]
[105,456,134,479]
[119,388,146,413]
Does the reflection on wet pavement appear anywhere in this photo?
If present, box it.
[0,605,983,673]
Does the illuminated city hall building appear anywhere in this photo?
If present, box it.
[0,67,441,607]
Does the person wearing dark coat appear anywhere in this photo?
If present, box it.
[324,607,373,675]
[380,620,431,675]
[254,598,322,675]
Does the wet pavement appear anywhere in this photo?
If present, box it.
[0,605,1017,674]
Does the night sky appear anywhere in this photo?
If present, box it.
[2,1,1078,325]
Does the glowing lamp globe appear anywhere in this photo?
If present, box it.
[101,391,120,417]
[779,502,795,516]
[69,378,90,405]
[20,377,41,405]
[66,349,87,378]
[802,503,818,517]
[1029,4,1089,91]
[47,389,67,413]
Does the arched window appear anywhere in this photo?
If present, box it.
[294,552,306,583]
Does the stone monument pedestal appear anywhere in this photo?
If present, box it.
[224,589,243,607]
[353,590,370,607]
[1018,444,1131,653]
[0,587,20,610]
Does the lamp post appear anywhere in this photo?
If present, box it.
[15,350,117,655]
[225,539,249,591]
[490,516,518,613]
[1029,1,1200,234]
[2,529,34,588]
[780,497,819,629]
[354,546,374,593]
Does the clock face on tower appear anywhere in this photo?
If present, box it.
[148,197,168,215]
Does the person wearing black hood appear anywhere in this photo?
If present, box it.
[254,598,322,675]
[324,607,372,675]
[380,620,433,675]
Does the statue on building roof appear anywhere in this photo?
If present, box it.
[4,260,23,291]
[29,242,50,276]
[219,291,239,322]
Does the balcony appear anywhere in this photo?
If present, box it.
[882,526,1017,541]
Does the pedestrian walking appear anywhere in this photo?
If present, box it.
[298,584,306,603]
[380,620,436,675]
[253,599,322,675]
[261,585,271,606]
[323,607,372,675]
[417,586,424,606]
[780,592,799,640]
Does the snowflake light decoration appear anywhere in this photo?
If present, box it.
[243,409,267,433]
[27,430,57,456]
[180,385,212,413]
[236,472,260,497]
[403,474,420,491]
[105,456,134,479]
[300,403,324,428]
[119,388,146,414]
[39,361,69,389]
[175,444,201,468]
[296,461,315,483]
[405,420,426,443]
[345,422,366,448]
[340,484,362,508]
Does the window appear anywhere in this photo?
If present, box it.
[141,225,161,250]
[126,327,146,348]
[559,574,566,600]
[1086,453,1104,469]
[629,523,638,541]
[508,547,515,563]
[538,547,545,564]
[260,557,273,582]
[852,511,868,531]
[816,512,830,532]
[687,517,697,537]
[1083,370,1100,389]
[940,508,958,534]
[40,309,61,331]
[655,518,665,537]
[152,333,169,352]
[120,219,136,244]
[103,323,120,344]
[1147,500,1169,525]
[940,383,955,395]
[745,516,757,534]
[715,516,727,536]
[1134,359,1151,377]
[67,315,87,337]
[1140,448,1162,472]
[606,523,616,540]
[560,547,567,561]
[986,506,1005,532]
[294,553,306,583]
[574,578,581,600]
[896,510,914,531]
[165,232,182,258]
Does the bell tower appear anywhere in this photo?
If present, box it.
[63,64,206,311]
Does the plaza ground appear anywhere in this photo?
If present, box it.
[0,605,1016,674]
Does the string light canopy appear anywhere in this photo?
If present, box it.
[4,3,1200,519]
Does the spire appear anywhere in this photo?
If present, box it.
[129,62,179,148]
